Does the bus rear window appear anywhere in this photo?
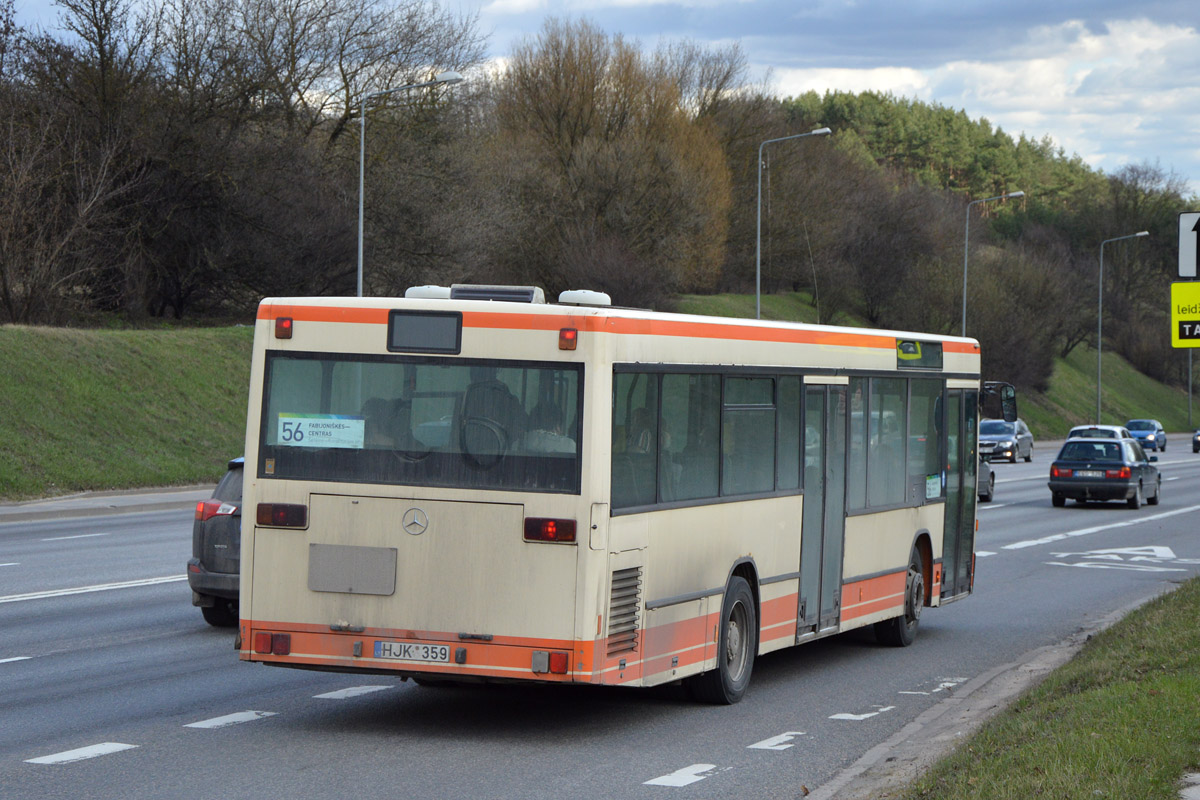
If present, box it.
[258,352,582,494]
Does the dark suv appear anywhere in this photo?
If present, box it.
[187,457,242,627]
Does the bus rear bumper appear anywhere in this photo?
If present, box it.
[238,623,591,684]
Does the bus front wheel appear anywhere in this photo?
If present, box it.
[875,547,924,647]
[686,576,756,704]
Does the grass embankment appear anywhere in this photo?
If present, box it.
[679,291,1196,441]
[901,577,1200,800]
[0,325,253,500]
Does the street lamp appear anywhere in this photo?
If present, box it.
[961,190,1024,337]
[1096,230,1150,422]
[357,71,463,297]
[756,127,832,319]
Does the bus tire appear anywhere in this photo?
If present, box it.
[875,547,923,647]
[686,576,756,705]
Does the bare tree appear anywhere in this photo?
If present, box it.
[483,18,731,303]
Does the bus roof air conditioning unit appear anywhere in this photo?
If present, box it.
[557,290,612,307]
[404,285,453,299]
[449,285,546,304]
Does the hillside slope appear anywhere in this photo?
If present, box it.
[0,325,253,500]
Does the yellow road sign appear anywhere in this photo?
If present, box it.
[1171,281,1200,348]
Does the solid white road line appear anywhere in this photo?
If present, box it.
[25,743,138,765]
[314,686,393,700]
[0,562,19,567]
[0,656,32,664]
[184,711,277,729]
[41,533,109,542]
[1003,504,1200,551]
[0,575,186,604]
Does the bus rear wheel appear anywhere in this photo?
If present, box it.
[875,548,923,647]
[686,576,756,704]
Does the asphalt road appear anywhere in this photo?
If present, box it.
[2,446,1199,800]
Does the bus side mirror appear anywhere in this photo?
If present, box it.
[982,381,1018,422]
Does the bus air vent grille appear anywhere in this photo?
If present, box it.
[607,567,642,656]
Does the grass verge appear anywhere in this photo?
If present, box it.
[0,325,253,500]
[901,577,1200,800]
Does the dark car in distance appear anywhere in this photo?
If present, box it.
[1048,438,1160,509]
[979,418,1034,463]
[1194,429,1200,453]
[187,457,243,627]
[1125,419,1167,452]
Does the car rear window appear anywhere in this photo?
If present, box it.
[1069,427,1114,438]
[1126,420,1153,431]
[1058,442,1121,461]
[213,466,243,502]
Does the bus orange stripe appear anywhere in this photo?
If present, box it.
[256,303,979,354]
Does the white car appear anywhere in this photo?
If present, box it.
[1066,424,1133,440]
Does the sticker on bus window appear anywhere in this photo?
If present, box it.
[925,474,941,499]
[277,413,365,449]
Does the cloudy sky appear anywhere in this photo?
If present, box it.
[13,0,1200,197]
[462,0,1200,198]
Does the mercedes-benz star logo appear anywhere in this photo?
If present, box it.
[402,507,429,536]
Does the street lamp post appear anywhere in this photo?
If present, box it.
[357,71,463,297]
[1096,230,1150,422]
[756,127,831,320]
[961,190,1024,337]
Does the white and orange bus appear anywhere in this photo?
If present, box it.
[238,285,1013,703]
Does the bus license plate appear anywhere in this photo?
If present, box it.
[374,641,451,663]
[1076,470,1104,478]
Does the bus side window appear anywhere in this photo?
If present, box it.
[612,373,658,509]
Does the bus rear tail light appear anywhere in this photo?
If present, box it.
[532,650,570,674]
[524,518,576,543]
[253,632,291,655]
[256,503,308,528]
[275,317,293,339]
[196,500,238,521]
[559,328,578,350]
[1107,466,1132,479]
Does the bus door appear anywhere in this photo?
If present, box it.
[941,389,978,599]
[799,385,847,636]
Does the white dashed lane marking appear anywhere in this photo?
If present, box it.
[25,743,138,765]
[314,685,393,700]
[184,711,277,729]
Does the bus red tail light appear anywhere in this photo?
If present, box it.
[524,518,576,543]
[275,317,293,339]
[253,632,291,655]
[256,503,308,528]
[1107,466,1132,479]
[559,327,578,350]
[196,500,238,521]
[548,651,569,674]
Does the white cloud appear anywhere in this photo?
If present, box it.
[772,67,931,100]
[768,17,1200,193]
